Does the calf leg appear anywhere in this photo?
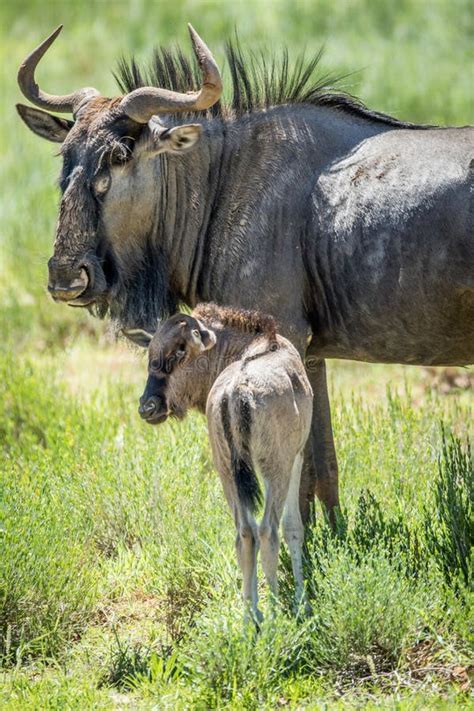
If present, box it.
[301,356,339,526]
[209,430,262,623]
[283,452,307,613]
[235,509,261,623]
[258,481,286,604]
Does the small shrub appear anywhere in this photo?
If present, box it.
[292,488,423,599]
[422,432,473,587]
[305,546,426,671]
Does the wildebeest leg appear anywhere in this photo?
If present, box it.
[282,452,307,613]
[301,355,339,526]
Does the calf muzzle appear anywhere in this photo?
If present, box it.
[138,396,168,424]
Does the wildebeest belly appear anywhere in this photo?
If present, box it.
[310,129,474,365]
[314,285,474,366]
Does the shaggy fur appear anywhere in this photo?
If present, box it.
[194,303,277,342]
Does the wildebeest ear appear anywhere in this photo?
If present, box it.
[122,328,154,348]
[144,123,202,156]
[161,124,202,152]
[16,104,74,143]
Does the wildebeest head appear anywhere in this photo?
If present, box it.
[16,25,222,322]
[125,313,216,424]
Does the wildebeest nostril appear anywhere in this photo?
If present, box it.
[47,266,89,300]
[138,400,157,418]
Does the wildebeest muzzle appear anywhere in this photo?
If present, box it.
[47,253,108,306]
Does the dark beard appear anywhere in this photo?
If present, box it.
[92,239,178,331]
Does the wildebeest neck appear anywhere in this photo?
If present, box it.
[103,118,227,330]
[157,120,226,307]
[104,104,381,334]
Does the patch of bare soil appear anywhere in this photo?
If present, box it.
[330,640,472,700]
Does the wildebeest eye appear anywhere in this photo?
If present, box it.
[112,137,135,163]
[150,358,161,371]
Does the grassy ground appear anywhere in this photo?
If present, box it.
[1,1,473,708]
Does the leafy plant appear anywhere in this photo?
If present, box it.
[100,630,180,690]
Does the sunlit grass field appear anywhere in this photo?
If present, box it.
[1,1,473,708]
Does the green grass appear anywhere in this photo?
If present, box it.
[0,350,472,708]
[1,0,473,707]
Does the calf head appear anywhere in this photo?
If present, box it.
[124,313,216,424]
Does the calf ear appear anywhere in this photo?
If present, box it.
[122,328,154,348]
[16,104,74,143]
[143,123,202,157]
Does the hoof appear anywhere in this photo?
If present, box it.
[244,606,263,629]
[294,594,312,619]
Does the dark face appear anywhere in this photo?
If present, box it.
[17,100,202,319]
[47,100,138,312]
[130,313,216,425]
[138,372,169,425]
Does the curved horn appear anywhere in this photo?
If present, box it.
[119,24,222,123]
[18,25,99,115]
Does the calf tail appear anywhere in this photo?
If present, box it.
[220,393,262,514]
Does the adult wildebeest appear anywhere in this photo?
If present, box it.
[16,25,474,523]
[128,303,313,620]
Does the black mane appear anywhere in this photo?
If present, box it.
[115,39,429,129]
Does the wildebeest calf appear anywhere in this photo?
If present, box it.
[125,303,313,620]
